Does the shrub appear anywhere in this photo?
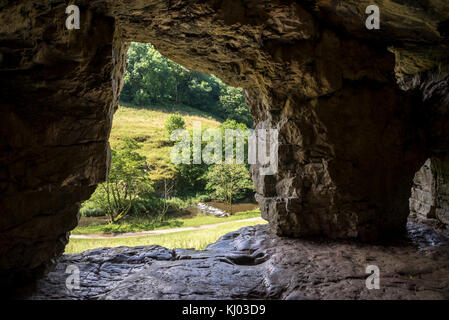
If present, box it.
[165,113,185,139]
[80,207,105,217]
[121,43,252,126]
[166,197,189,211]
[92,138,153,223]
[205,163,254,215]
[197,194,211,202]
[128,197,162,217]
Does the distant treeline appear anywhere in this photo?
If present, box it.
[120,42,253,127]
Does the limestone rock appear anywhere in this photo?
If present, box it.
[410,158,449,225]
[410,159,436,219]
[197,202,229,217]
[30,224,449,300]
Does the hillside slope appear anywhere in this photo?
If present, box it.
[111,103,221,181]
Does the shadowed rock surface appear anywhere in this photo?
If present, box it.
[30,223,449,300]
[410,158,449,225]
[1,0,449,292]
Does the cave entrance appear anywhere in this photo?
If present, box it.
[67,42,264,254]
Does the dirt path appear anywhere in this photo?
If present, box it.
[70,217,265,239]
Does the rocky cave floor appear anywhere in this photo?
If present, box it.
[29,221,449,300]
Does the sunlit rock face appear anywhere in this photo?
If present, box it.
[410,158,449,225]
[0,0,449,291]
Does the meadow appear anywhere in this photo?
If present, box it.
[73,209,261,234]
[66,219,267,253]
[111,102,221,181]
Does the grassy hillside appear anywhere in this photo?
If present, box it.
[111,102,221,181]
[73,102,264,251]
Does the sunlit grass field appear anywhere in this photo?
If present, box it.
[66,219,267,254]
[112,103,221,180]
[72,210,261,234]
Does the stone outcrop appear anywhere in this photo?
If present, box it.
[410,158,449,225]
[404,66,449,226]
[30,224,449,300]
[410,159,438,220]
[1,0,449,291]
[197,202,229,218]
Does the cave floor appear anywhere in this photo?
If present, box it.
[30,222,449,300]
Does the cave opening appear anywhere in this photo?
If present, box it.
[67,41,264,255]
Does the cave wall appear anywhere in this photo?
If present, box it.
[410,158,449,225]
[0,1,128,289]
[1,0,449,290]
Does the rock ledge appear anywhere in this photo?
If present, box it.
[30,223,449,300]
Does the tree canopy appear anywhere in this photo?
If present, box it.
[121,42,253,127]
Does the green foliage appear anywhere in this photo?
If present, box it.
[205,163,254,215]
[79,207,105,217]
[220,119,249,132]
[165,113,186,138]
[82,113,256,219]
[219,86,253,127]
[219,119,251,165]
[175,119,253,197]
[91,138,153,223]
[176,162,209,192]
[174,126,208,192]
[164,197,187,212]
[81,42,259,220]
[197,194,211,202]
[121,42,253,127]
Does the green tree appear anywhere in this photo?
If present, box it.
[220,119,249,132]
[174,126,209,193]
[122,43,178,104]
[165,113,186,139]
[219,86,253,127]
[205,162,254,215]
[92,138,152,223]
[121,42,253,126]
